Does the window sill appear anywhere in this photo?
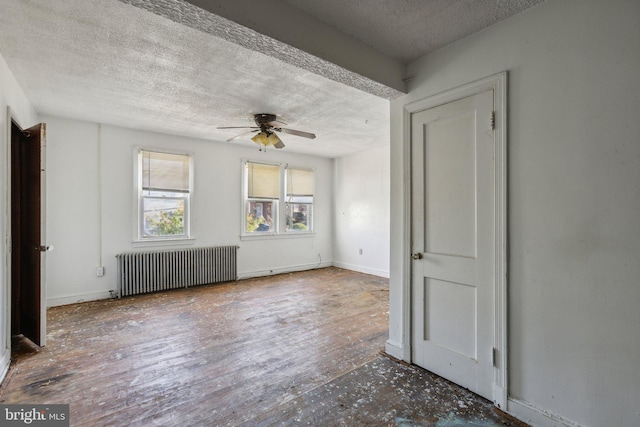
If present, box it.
[240,232,316,241]
[132,237,196,249]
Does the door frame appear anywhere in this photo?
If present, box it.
[402,72,507,408]
[4,106,47,350]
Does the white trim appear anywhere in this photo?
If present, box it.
[332,261,389,278]
[401,89,413,363]
[133,146,194,242]
[508,397,582,427]
[51,262,337,306]
[493,383,508,412]
[47,290,114,308]
[132,237,196,248]
[494,72,509,409]
[238,261,332,280]
[0,349,10,384]
[240,232,316,241]
[385,339,404,360]
[3,107,13,378]
[402,72,508,407]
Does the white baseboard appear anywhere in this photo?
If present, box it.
[508,397,582,427]
[332,261,390,278]
[48,290,113,307]
[237,261,333,280]
[48,262,384,305]
[0,348,11,384]
[50,263,336,305]
[385,339,404,360]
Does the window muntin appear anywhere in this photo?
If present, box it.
[138,149,192,240]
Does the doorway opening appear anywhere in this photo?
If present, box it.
[10,119,46,349]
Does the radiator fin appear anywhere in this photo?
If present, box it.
[116,246,237,297]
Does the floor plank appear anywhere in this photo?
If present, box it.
[0,267,525,426]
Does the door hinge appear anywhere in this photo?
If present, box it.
[490,111,495,130]
[492,347,498,367]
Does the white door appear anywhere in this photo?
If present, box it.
[411,90,495,399]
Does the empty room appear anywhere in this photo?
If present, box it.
[0,0,639,426]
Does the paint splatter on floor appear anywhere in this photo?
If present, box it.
[248,355,526,426]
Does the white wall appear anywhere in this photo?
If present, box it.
[389,0,640,426]
[0,53,39,381]
[43,115,334,306]
[333,146,390,277]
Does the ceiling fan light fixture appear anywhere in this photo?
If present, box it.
[251,131,270,146]
[266,132,282,146]
[251,131,283,148]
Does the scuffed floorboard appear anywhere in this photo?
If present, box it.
[249,354,526,426]
[0,267,526,426]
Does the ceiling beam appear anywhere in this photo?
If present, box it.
[118,0,406,99]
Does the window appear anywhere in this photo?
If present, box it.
[137,149,192,240]
[285,167,314,232]
[243,161,314,236]
[245,162,279,234]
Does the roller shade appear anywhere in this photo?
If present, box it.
[247,162,280,199]
[142,150,190,193]
[286,168,314,196]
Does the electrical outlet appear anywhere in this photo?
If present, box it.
[96,266,105,277]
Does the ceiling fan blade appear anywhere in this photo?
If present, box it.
[226,129,259,142]
[274,140,285,149]
[275,127,316,139]
[217,126,260,130]
[267,119,287,127]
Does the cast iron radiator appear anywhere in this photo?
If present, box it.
[116,246,237,297]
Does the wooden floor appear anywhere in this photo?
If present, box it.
[0,268,523,426]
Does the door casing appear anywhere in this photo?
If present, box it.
[402,72,507,408]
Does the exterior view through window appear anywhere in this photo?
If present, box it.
[285,167,314,231]
[139,149,192,239]
[244,161,314,235]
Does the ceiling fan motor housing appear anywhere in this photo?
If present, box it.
[254,113,277,127]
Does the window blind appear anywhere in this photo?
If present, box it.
[142,150,190,193]
[286,167,314,196]
[247,162,280,199]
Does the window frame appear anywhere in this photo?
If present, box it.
[284,167,314,233]
[134,147,194,243]
[241,160,315,239]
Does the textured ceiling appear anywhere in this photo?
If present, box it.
[0,0,543,158]
[283,0,545,63]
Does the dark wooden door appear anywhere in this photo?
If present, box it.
[11,121,46,346]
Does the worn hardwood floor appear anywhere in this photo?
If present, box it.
[0,268,523,426]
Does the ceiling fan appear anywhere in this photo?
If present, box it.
[217,113,316,150]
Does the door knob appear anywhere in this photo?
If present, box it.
[412,252,423,260]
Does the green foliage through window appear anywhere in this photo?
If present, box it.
[148,207,185,236]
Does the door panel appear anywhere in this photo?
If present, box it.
[424,108,476,258]
[11,121,46,347]
[423,278,477,358]
[411,91,494,399]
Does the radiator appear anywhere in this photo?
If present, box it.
[116,246,237,297]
